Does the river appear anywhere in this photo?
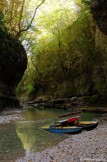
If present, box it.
[0,107,101,162]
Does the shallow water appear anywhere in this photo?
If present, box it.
[0,107,101,161]
[0,124,25,162]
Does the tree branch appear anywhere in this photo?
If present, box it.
[16,0,45,39]
[18,0,26,31]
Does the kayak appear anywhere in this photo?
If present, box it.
[41,111,98,134]
[75,121,99,131]
[41,125,83,134]
[56,117,99,131]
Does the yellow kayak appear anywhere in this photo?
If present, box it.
[41,124,83,134]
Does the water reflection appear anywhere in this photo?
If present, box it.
[16,109,67,157]
[0,124,24,162]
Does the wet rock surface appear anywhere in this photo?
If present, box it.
[27,96,107,113]
[27,97,81,110]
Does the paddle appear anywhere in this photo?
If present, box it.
[59,111,82,118]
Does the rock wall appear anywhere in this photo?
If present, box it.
[0,29,27,110]
[91,0,107,35]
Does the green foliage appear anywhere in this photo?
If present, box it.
[81,0,92,6]
[0,11,5,30]
[27,85,34,93]
[0,0,45,38]
[17,0,107,100]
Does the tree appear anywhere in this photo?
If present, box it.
[1,0,45,38]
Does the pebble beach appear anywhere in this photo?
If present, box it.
[16,121,107,162]
[0,110,22,124]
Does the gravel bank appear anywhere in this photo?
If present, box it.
[16,122,107,162]
[0,110,22,124]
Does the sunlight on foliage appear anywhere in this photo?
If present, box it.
[15,0,107,99]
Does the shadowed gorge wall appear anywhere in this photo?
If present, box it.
[91,0,107,35]
[0,29,27,110]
